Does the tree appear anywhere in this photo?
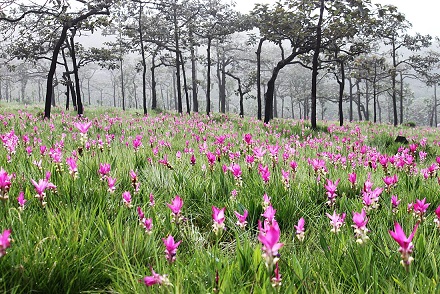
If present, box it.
[0,0,113,118]
[410,49,440,126]
[252,2,316,124]
[375,4,431,126]
[194,0,251,116]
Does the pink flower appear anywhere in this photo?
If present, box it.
[17,191,26,211]
[66,157,78,178]
[206,152,216,167]
[268,144,280,162]
[391,195,400,213]
[230,189,238,200]
[262,205,276,224]
[326,210,346,233]
[258,220,284,268]
[122,191,132,208]
[294,218,305,242]
[25,146,32,156]
[0,168,13,200]
[137,207,153,234]
[149,193,155,207]
[137,206,145,220]
[158,154,174,170]
[132,135,143,151]
[281,169,290,188]
[234,210,248,228]
[162,235,181,263]
[229,163,242,181]
[258,164,270,183]
[98,163,111,180]
[107,177,116,193]
[212,206,226,234]
[167,195,183,222]
[412,198,430,221]
[290,160,298,172]
[167,195,183,215]
[389,222,418,267]
[142,218,153,234]
[348,172,357,188]
[308,158,327,180]
[262,193,271,209]
[383,174,398,192]
[31,178,56,207]
[271,263,282,288]
[142,268,171,287]
[40,145,47,156]
[362,184,383,211]
[74,121,92,134]
[352,209,369,244]
[324,179,340,207]
[0,229,12,258]
[190,154,196,165]
[244,133,252,145]
[130,170,140,193]
[434,205,440,229]
[253,146,266,161]
[245,155,255,168]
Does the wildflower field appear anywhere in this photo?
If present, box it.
[0,106,440,293]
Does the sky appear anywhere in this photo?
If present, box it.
[233,0,439,37]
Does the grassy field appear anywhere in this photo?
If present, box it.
[0,105,439,293]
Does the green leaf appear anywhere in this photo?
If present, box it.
[291,253,304,280]
[319,233,331,259]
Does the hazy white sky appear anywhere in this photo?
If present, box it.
[233,0,439,37]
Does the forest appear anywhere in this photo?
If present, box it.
[0,0,439,127]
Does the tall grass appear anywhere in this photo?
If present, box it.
[0,106,439,293]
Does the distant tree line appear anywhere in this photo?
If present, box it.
[1,0,439,127]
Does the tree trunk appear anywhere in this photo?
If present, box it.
[435,84,438,126]
[373,79,377,123]
[38,79,42,103]
[190,31,198,112]
[173,5,182,114]
[69,29,83,116]
[290,94,295,119]
[5,81,9,102]
[180,51,190,114]
[87,78,91,106]
[349,78,353,121]
[399,71,404,124]
[63,75,70,110]
[206,37,212,115]
[391,38,398,126]
[45,25,69,119]
[356,79,362,121]
[139,2,148,116]
[365,80,369,121]
[337,60,345,126]
[281,97,284,118]
[173,70,177,110]
[264,71,278,123]
[225,72,245,117]
[264,50,304,124]
[256,38,265,120]
[219,50,226,113]
[377,96,382,123]
[112,75,116,107]
[151,48,158,110]
[310,0,325,130]
[119,57,125,110]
